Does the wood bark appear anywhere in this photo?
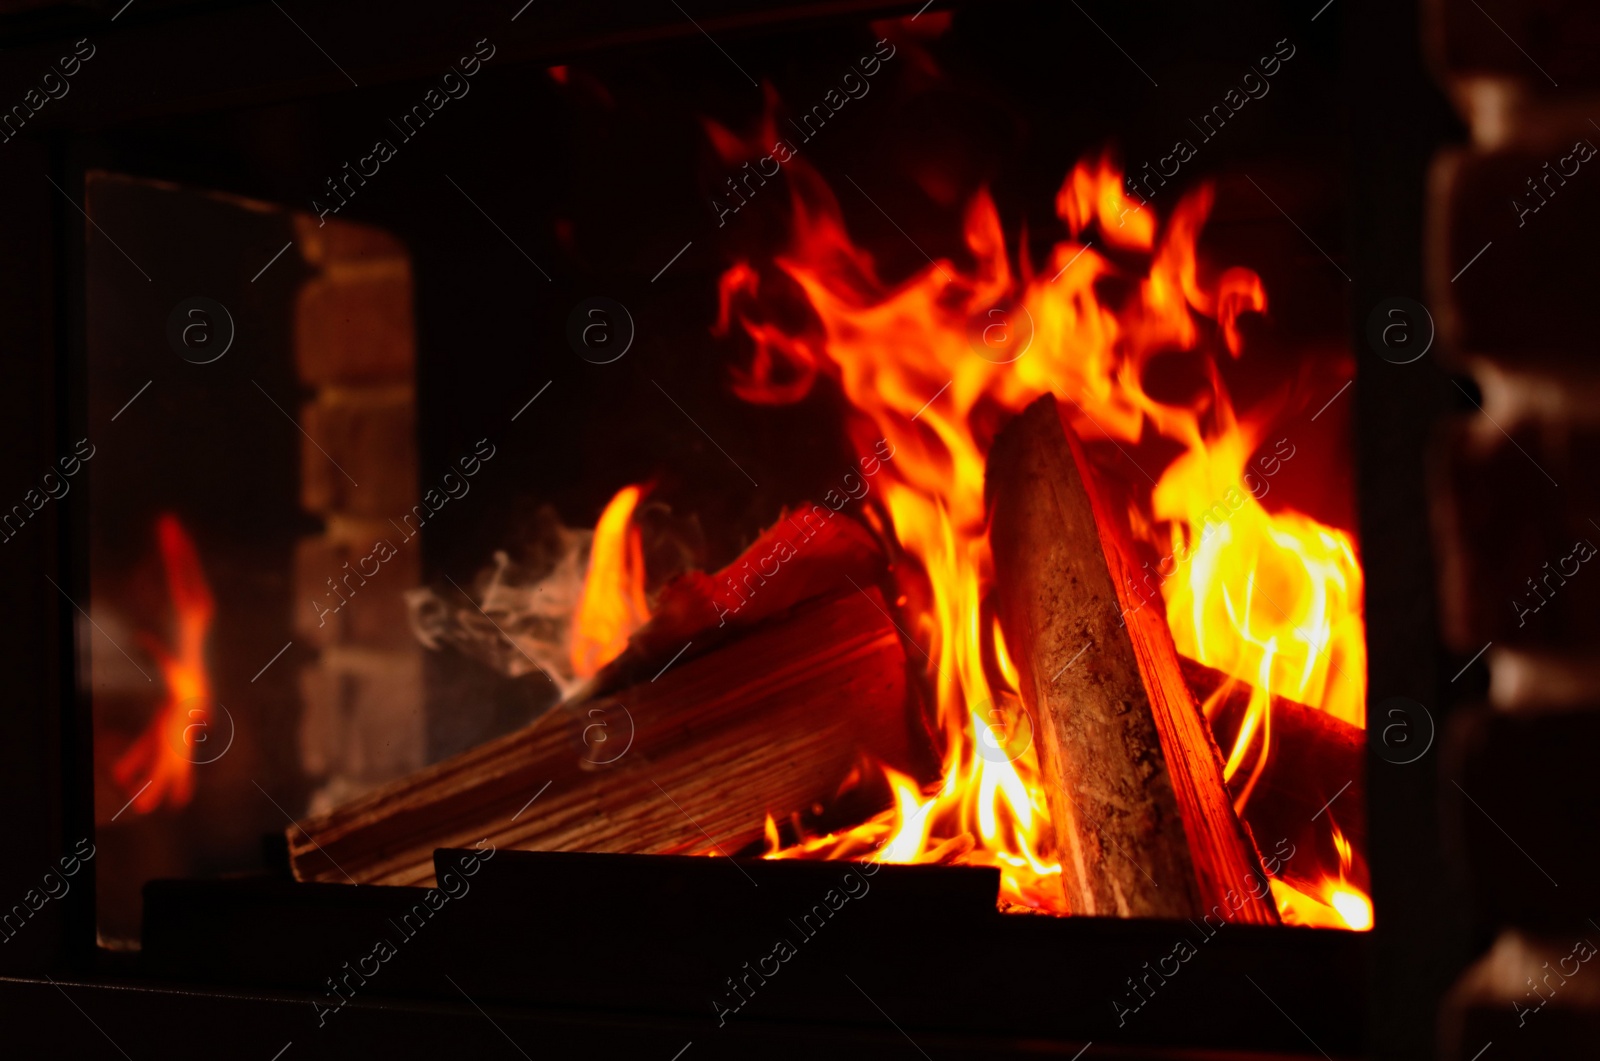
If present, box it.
[986,395,1278,922]
[289,586,919,886]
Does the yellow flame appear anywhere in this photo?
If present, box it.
[571,484,651,678]
[727,152,1365,920]
[1331,888,1374,931]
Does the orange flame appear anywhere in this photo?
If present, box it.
[111,514,215,816]
[727,151,1367,921]
[1272,823,1372,930]
[571,484,651,678]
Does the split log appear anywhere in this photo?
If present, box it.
[986,395,1278,922]
[1180,656,1366,897]
[289,586,919,886]
[573,503,886,703]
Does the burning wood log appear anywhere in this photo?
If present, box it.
[1180,656,1366,897]
[573,501,887,703]
[288,585,920,886]
[986,396,1278,923]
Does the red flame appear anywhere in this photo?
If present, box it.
[721,149,1368,925]
[112,514,215,816]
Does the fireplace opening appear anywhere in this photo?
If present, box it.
[81,3,1366,950]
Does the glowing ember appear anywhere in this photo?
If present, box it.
[725,151,1368,922]
[571,484,651,679]
[112,514,215,816]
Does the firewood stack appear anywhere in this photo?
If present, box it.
[289,511,929,886]
[291,399,1314,922]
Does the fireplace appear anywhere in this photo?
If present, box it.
[0,0,1586,1058]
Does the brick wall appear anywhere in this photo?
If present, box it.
[1424,1,1600,1054]
[289,216,426,815]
